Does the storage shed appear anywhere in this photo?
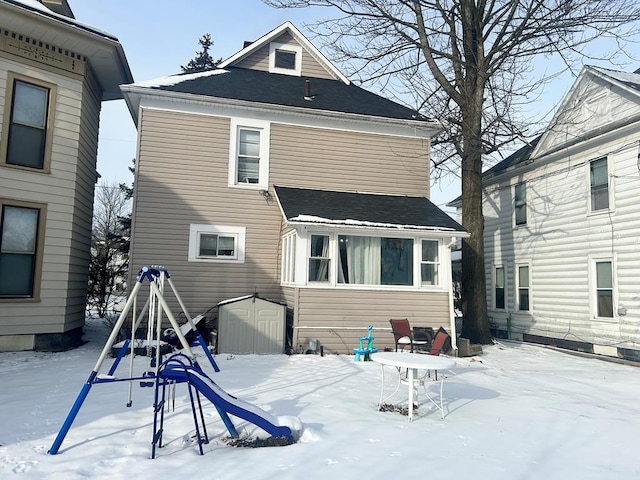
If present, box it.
[217,295,286,354]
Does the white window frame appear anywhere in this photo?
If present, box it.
[588,156,611,214]
[298,230,448,291]
[494,265,506,310]
[420,239,440,286]
[228,118,270,190]
[516,263,531,312]
[188,224,246,263]
[269,42,302,76]
[281,232,296,285]
[590,256,616,319]
[513,181,527,227]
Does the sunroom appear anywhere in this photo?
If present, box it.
[274,186,468,353]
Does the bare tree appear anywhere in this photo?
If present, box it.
[87,181,130,318]
[265,0,640,343]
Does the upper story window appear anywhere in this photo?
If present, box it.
[188,224,246,263]
[495,266,505,309]
[514,181,527,226]
[0,200,46,300]
[228,119,270,189]
[1,74,56,172]
[590,157,609,212]
[269,42,302,76]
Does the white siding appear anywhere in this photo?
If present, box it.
[484,77,640,355]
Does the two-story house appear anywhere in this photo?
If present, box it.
[121,22,466,355]
[0,0,132,351]
[478,65,640,361]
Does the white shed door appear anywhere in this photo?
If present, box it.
[218,298,285,354]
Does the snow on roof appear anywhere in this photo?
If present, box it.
[6,0,118,40]
[592,66,640,89]
[132,69,229,88]
[289,214,458,232]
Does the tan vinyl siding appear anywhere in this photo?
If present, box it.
[130,108,286,316]
[234,32,336,80]
[292,289,451,354]
[271,123,430,196]
[0,56,91,336]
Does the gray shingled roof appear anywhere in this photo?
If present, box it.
[275,186,466,233]
[145,67,431,122]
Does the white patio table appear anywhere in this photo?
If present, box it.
[371,351,455,421]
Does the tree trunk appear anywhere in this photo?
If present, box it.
[459,113,493,344]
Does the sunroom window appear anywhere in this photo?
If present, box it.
[421,240,439,285]
[309,234,330,282]
[337,235,413,286]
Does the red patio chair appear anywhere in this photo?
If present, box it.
[389,319,430,353]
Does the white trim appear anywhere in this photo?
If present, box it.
[294,229,452,291]
[188,224,246,263]
[228,118,270,190]
[269,42,302,76]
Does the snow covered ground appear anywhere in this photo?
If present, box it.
[1,317,639,479]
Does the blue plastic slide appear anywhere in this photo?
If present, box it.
[159,363,301,443]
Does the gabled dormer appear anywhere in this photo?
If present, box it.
[219,21,349,83]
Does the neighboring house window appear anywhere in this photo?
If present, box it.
[309,234,330,282]
[517,265,530,311]
[495,266,505,309]
[595,260,613,318]
[514,182,527,226]
[590,157,609,212]
[336,235,413,286]
[0,200,46,299]
[228,119,270,189]
[420,240,439,286]
[269,42,302,76]
[281,232,296,284]
[2,75,56,171]
[188,225,246,263]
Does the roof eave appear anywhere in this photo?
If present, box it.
[286,219,468,236]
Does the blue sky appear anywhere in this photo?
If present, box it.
[71,0,639,210]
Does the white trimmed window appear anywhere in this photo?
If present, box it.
[420,240,439,286]
[514,182,527,226]
[517,265,530,311]
[495,266,505,309]
[269,42,302,76]
[281,232,296,284]
[589,157,609,212]
[309,234,330,282]
[188,225,246,263]
[594,260,614,318]
[229,119,270,189]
